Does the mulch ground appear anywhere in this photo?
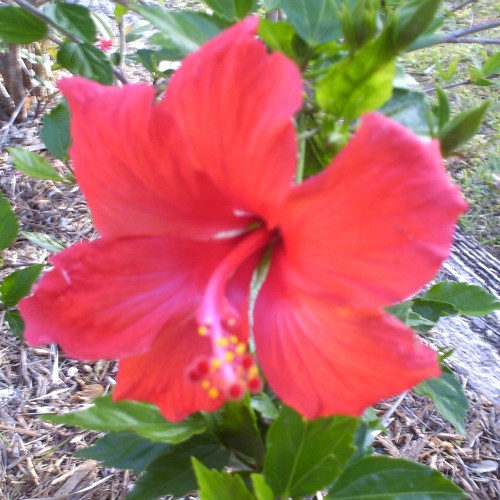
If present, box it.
[1,77,499,500]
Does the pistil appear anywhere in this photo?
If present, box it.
[189,227,272,400]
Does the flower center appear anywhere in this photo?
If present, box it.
[186,226,273,401]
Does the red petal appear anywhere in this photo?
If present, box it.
[59,78,253,240]
[280,113,468,308]
[254,252,440,419]
[20,236,236,360]
[114,318,224,422]
[113,248,261,422]
[162,17,303,227]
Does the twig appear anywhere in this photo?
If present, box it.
[11,0,129,84]
[381,391,408,427]
[430,19,500,47]
[51,343,60,384]
[0,262,43,271]
[425,74,499,93]
[0,425,38,437]
[0,94,28,147]
[441,37,500,45]
[451,0,477,13]
[440,19,500,42]
[118,14,126,69]
[103,68,129,87]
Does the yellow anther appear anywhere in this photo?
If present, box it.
[211,358,221,370]
[216,337,229,347]
[224,351,235,362]
[235,343,246,356]
[229,335,238,344]
[198,325,209,336]
[248,365,258,377]
[208,387,219,399]
[201,380,210,390]
[227,317,237,327]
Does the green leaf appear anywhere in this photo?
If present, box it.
[435,55,460,83]
[0,264,43,308]
[193,458,255,500]
[7,147,65,183]
[0,194,19,251]
[386,301,413,323]
[57,42,114,84]
[411,298,458,323]
[20,231,66,253]
[394,0,441,50]
[439,102,489,156]
[407,310,441,333]
[128,434,230,500]
[146,33,186,58]
[135,6,222,56]
[421,281,500,316]
[42,395,206,444]
[393,64,419,90]
[4,309,25,338]
[251,474,274,500]
[407,30,442,51]
[414,365,468,437]
[251,393,279,420]
[316,33,396,120]
[76,432,170,472]
[91,11,114,39]
[482,52,500,76]
[303,131,334,177]
[351,407,385,462]
[264,406,357,497]
[258,19,298,62]
[43,3,96,43]
[41,102,71,162]
[380,88,431,136]
[125,21,151,44]
[327,456,466,498]
[280,0,342,46]
[205,398,265,465]
[340,0,379,51]
[435,86,450,129]
[388,299,447,333]
[0,6,48,44]
[204,0,255,20]
[114,3,128,21]
[135,47,183,74]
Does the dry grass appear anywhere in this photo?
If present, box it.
[375,391,499,499]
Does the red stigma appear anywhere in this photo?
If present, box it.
[242,354,254,370]
[228,382,244,400]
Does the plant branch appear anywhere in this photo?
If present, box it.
[441,37,500,45]
[381,391,408,427]
[430,19,500,47]
[0,93,28,147]
[117,13,126,69]
[11,0,129,84]
[451,0,477,13]
[441,19,500,41]
[0,262,41,271]
[425,74,499,93]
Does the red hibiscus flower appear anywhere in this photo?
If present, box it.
[20,17,467,422]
